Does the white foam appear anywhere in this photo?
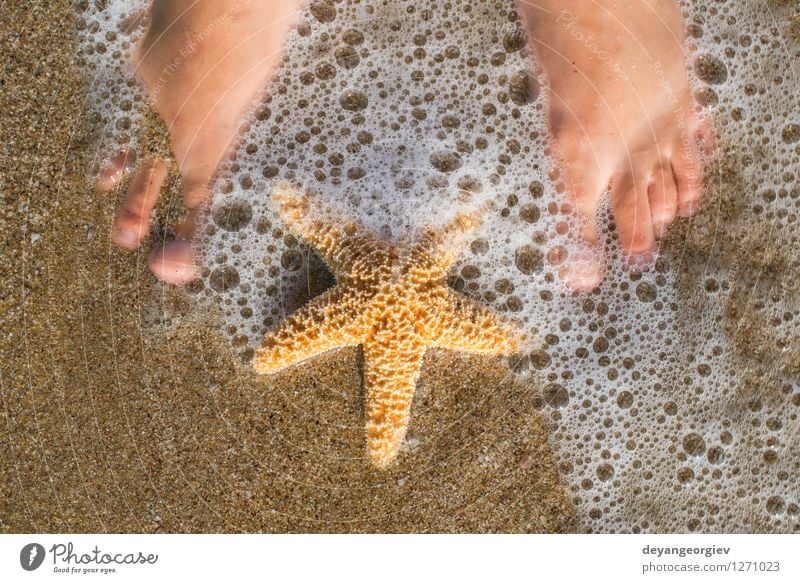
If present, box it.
[76,0,150,172]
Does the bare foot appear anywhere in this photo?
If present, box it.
[517,0,713,289]
[96,0,301,283]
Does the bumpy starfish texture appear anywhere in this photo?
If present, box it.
[254,184,529,468]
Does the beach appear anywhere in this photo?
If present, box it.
[3,0,799,535]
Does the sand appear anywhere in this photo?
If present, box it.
[0,1,574,533]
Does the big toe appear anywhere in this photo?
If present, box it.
[148,239,198,284]
[552,135,612,290]
[558,250,605,291]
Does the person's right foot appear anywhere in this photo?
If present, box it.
[517,0,714,289]
[97,0,302,283]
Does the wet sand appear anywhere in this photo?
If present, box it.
[0,1,574,533]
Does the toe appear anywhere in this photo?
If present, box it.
[648,160,679,238]
[148,210,200,283]
[558,250,605,291]
[148,239,198,284]
[112,158,168,250]
[671,128,706,217]
[611,171,656,257]
[556,134,609,239]
[96,148,137,192]
[550,128,615,290]
[558,158,610,290]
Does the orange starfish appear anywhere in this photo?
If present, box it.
[254,185,529,468]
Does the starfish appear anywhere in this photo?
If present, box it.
[253,184,529,468]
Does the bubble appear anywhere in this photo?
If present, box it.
[309,0,336,24]
[457,175,483,194]
[677,467,695,484]
[347,167,366,180]
[503,28,526,53]
[509,71,538,105]
[695,87,719,108]
[209,267,240,293]
[616,391,634,409]
[445,46,461,59]
[461,265,481,279]
[597,463,615,481]
[766,496,785,516]
[470,239,489,255]
[441,114,461,128]
[316,62,336,80]
[682,433,706,457]
[339,90,368,111]
[543,383,569,408]
[506,296,523,312]
[429,150,462,173]
[687,23,703,38]
[342,28,364,46]
[212,200,253,232]
[335,46,360,69]
[592,337,609,353]
[706,446,724,464]
[782,123,800,144]
[693,54,728,85]
[636,282,657,302]
[529,349,551,369]
[519,204,540,223]
[514,245,544,275]
[281,250,304,271]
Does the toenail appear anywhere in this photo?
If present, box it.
[148,240,198,284]
[113,228,138,249]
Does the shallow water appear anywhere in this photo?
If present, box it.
[76,0,800,532]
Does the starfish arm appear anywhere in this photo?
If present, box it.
[272,184,389,278]
[363,335,426,469]
[407,204,489,280]
[426,290,529,356]
[253,287,365,374]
